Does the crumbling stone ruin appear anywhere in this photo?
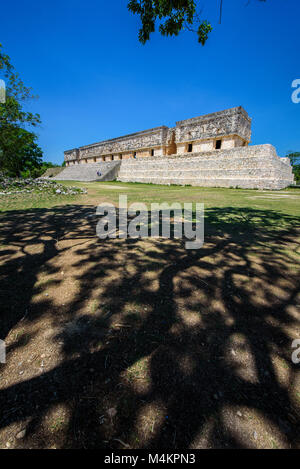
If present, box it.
[58,107,294,189]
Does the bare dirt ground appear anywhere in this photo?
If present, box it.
[0,189,300,448]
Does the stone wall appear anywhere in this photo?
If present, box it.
[65,126,168,164]
[64,107,252,165]
[174,106,251,145]
[60,144,294,189]
[117,145,295,190]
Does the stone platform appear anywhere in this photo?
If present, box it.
[56,144,294,190]
[117,144,294,190]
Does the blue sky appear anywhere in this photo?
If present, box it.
[1,0,299,164]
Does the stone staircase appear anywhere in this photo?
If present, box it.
[54,161,121,182]
[117,145,295,190]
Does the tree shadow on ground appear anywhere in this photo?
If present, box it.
[0,204,299,448]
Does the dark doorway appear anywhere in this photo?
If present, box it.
[216,140,222,150]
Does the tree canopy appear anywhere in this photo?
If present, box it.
[128,0,266,45]
[0,43,43,176]
[286,151,300,167]
[287,151,300,184]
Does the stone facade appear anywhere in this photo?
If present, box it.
[64,107,251,165]
[62,107,295,189]
[174,107,251,155]
[64,126,169,165]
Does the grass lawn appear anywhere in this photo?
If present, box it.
[0,181,300,449]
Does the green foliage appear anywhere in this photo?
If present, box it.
[0,43,42,176]
[286,152,300,184]
[128,0,210,44]
[292,165,300,184]
[128,0,266,44]
[0,43,41,128]
[286,151,300,167]
[21,161,60,179]
[0,125,42,177]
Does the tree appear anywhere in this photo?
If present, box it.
[286,151,300,184]
[286,151,300,167]
[0,43,42,176]
[0,125,42,177]
[128,0,266,45]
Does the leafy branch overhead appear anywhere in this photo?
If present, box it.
[128,0,266,45]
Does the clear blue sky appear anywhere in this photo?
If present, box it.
[1,0,299,164]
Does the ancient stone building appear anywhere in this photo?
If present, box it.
[59,107,294,190]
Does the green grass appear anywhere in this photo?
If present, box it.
[1,181,300,230]
[0,189,80,211]
[55,180,300,216]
